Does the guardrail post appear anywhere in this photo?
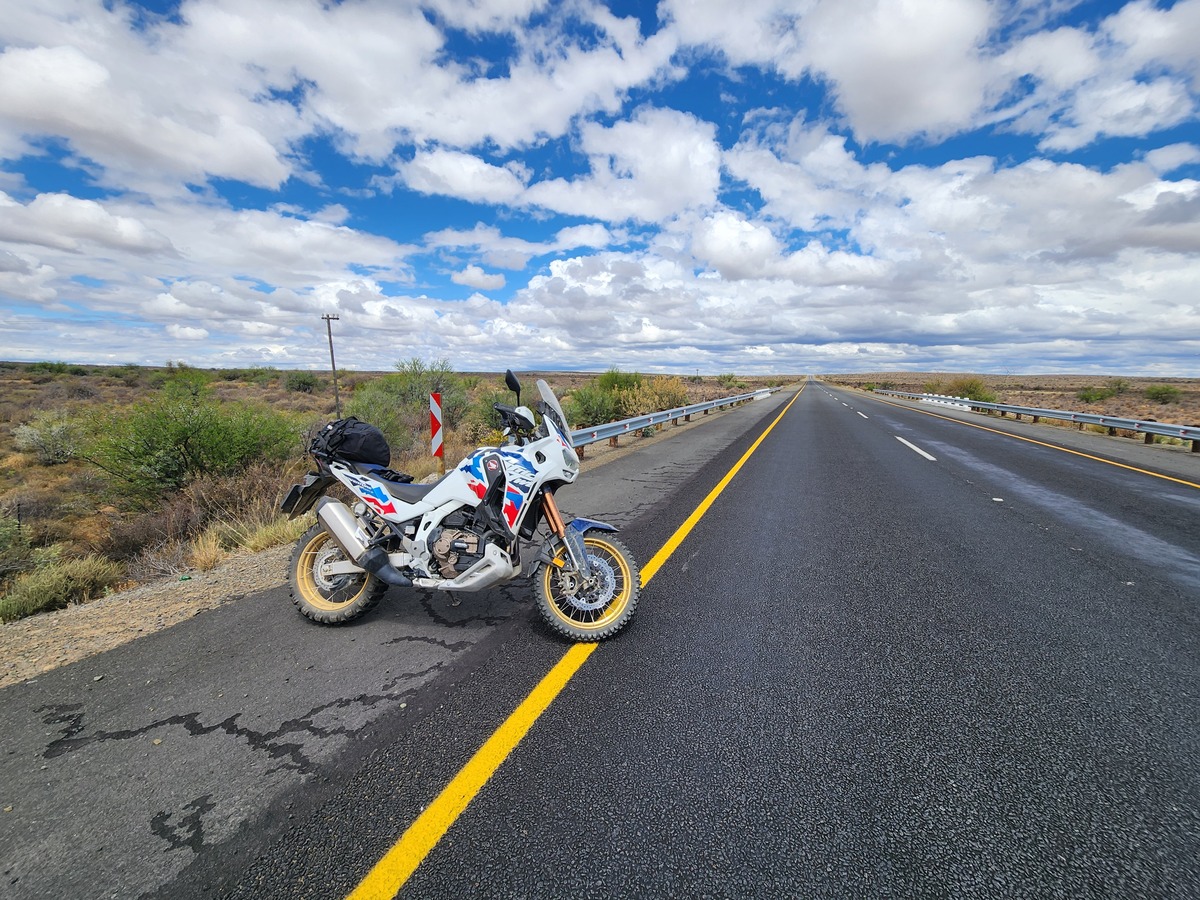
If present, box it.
[1192,438,1199,453]
[608,436,619,448]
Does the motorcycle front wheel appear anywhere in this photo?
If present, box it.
[289,525,388,624]
[535,534,640,641]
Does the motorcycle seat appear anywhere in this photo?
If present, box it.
[352,462,437,503]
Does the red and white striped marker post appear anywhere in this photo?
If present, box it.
[430,392,445,476]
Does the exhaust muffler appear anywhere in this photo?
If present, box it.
[315,498,411,587]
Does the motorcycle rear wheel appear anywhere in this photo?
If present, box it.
[289,525,388,624]
[535,534,639,641]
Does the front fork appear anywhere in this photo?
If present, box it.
[541,490,592,579]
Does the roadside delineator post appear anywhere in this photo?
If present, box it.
[431,392,445,476]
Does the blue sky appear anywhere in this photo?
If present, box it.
[1,0,1198,375]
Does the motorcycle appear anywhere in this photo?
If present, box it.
[280,370,640,641]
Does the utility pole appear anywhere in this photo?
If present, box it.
[321,314,342,417]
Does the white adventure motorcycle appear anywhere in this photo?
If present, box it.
[281,370,640,641]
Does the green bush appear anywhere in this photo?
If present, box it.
[24,361,70,375]
[84,374,301,501]
[597,368,642,393]
[0,554,124,622]
[564,384,619,427]
[1145,385,1182,404]
[345,358,468,452]
[459,387,510,445]
[284,371,319,393]
[946,377,997,403]
[1077,386,1113,403]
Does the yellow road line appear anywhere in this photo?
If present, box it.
[345,383,805,900]
[345,643,595,900]
[865,394,1200,491]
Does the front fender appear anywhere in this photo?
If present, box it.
[564,517,618,536]
[532,518,619,577]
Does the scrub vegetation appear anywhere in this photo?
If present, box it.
[0,359,778,622]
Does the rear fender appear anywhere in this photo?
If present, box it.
[281,473,335,519]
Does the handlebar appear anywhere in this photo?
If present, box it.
[493,402,539,444]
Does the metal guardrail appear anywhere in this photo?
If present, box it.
[569,389,776,449]
[874,390,1200,452]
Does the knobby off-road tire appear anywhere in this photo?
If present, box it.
[289,524,388,624]
[535,534,640,641]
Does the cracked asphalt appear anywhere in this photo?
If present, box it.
[0,392,790,900]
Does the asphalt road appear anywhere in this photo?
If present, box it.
[3,381,1198,898]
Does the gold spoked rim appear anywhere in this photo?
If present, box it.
[296,532,371,612]
[542,537,633,629]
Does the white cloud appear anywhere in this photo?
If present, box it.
[525,107,721,222]
[397,150,527,203]
[452,265,506,290]
[166,323,210,340]
[1037,77,1195,151]
[0,191,174,254]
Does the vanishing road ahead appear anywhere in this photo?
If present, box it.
[4,381,1198,898]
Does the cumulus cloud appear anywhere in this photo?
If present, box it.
[525,107,722,222]
[397,150,527,203]
[452,265,507,290]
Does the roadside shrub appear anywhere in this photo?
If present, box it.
[597,368,642,393]
[565,384,619,427]
[622,376,689,416]
[0,554,124,622]
[1145,385,1182,404]
[84,374,302,502]
[458,386,510,445]
[945,377,997,403]
[345,358,468,451]
[13,410,80,465]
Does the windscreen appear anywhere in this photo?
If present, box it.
[537,379,578,463]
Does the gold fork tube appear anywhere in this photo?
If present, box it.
[542,490,566,538]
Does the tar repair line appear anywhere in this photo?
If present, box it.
[345,384,805,900]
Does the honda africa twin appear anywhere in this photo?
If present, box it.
[281,370,639,641]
